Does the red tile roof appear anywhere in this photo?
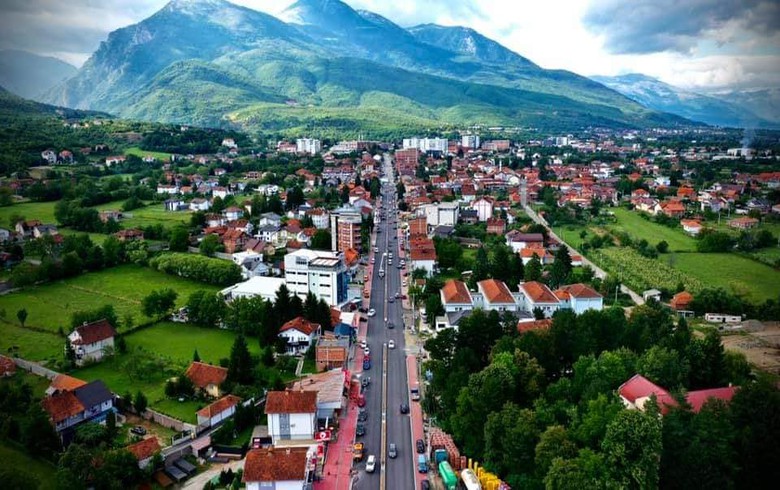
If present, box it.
[280,316,320,336]
[556,283,602,299]
[72,319,116,345]
[410,248,437,261]
[243,447,308,483]
[49,374,87,392]
[197,394,242,418]
[671,291,693,310]
[618,374,677,414]
[126,437,161,461]
[441,280,472,304]
[185,362,228,389]
[0,355,16,376]
[42,391,84,423]
[520,281,559,304]
[517,319,552,334]
[479,279,514,304]
[265,390,317,414]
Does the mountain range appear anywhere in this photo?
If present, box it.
[0,50,77,101]
[36,0,690,135]
[591,74,778,128]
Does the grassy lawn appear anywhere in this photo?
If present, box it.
[125,146,173,161]
[127,322,261,366]
[0,322,64,364]
[93,199,192,229]
[672,253,780,302]
[0,201,57,228]
[0,443,57,490]
[608,208,696,252]
[750,246,780,266]
[0,264,220,336]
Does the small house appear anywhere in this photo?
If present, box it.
[196,394,242,428]
[243,447,311,490]
[185,361,228,398]
[265,390,317,444]
[278,317,321,355]
[126,437,162,469]
[67,319,116,365]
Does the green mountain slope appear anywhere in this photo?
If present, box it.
[0,50,77,102]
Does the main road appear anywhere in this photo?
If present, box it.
[354,155,414,490]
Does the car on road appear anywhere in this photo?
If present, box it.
[366,455,377,473]
[371,257,375,263]
[360,340,367,348]
[358,410,368,422]
[388,443,397,459]
[400,403,409,414]
[402,279,408,287]
[387,321,394,329]
[353,443,364,461]
[416,439,425,453]
[395,292,401,298]
[356,424,366,436]
[364,347,370,356]
[388,340,395,349]
[374,247,379,253]
[388,296,394,303]
[130,426,146,436]
[367,308,376,317]
[361,376,370,387]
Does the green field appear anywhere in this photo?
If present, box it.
[124,146,173,161]
[0,264,219,337]
[0,443,57,489]
[93,199,192,229]
[672,253,780,302]
[608,208,696,252]
[0,201,57,228]
[74,322,263,423]
[0,323,64,365]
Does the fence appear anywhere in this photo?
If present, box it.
[142,407,196,433]
[13,357,59,380]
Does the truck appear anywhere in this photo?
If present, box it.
[439,461,458,490]
[410,385,420,401]
[417,454,428,473]
[353,443,364,461]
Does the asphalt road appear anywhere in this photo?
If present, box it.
[355,156,414,490]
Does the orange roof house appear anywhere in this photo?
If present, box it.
[670,291,693,311]
[265,390,317,414]
[126,437,162,468]
[441,279,473,306]
[478,279,515,305]
[185,362,228,398]
[243,447,309,485]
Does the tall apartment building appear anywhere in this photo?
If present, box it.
[329,208,363,252]
[403,137,448,153]
[395,148,420,176]
[296,138,322,155]
[284,249,349,306]
[462,134,480,149]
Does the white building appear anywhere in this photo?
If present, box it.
[440,279,474,314]
[518,281,560,318]
[284,249,349,306]
[403,137,448,153]
[265,390,317,444]
[196,394,241,428]
[243,447,312,490]
[554,284,603,314]
[220,276,285,302]
[278,317,321,355]
[477,279,520,312]
[309,208,330,229]
[437,202,460,227]
[189,198,211,212]
[462,134,480,150]
[472,197,494,222]
[67,319,117,365]
[296,138,322,155]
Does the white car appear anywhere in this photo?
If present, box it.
[402,279,407,287]
[374,247,379,253]
[371,257,375,263]
[360,340,367,349]
[364,347,370,356]
[366,455,376,473]
[388,340,395,349]
[368,308,376,317]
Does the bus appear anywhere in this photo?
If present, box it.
[439,461,458,490]
[460,469,482,490]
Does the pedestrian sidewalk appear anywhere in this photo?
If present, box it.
[406,354,427,489]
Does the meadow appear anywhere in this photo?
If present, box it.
[0,264,220,343]
[607,208,696,252]
[0,443,57,490]
[124,146,173,161]
[671,253,780,303]
[94,199,192,229]
[0,200,57,227]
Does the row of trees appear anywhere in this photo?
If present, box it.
[149,252,242,286]
[422,303,774,488]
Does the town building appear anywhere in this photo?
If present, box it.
[67,319,117,365]
[243,447,313,490]
[296,138,322,155]
[279,317,321,355]
[403,137,448,154]
[553,283,603,314]
[220,276,286,302]
[284,249,349,306]
[518,281,561,318]
[265,390,317,444]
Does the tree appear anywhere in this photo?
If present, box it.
[187,290,226,327]
[524,254,543,282]
[543,449,610,490]
[490,244,511,282]
[168,226,190,252]
[535,425,578,479]
[199,233,221,256]
[656,240,669,253]
[483,403,539,478]
[637,345,689,389]
[469,247,489,287]
[133,391,148,414]
[193,349,201,362]
[602,406,662,489]
[228,334,253,385]
[310,229,332,251]
[23,404,61,458]
[115,335,127,354]
[65,339,77,366]
[16,308,27,328]
[548,246,572,288]
[142,288,178,318]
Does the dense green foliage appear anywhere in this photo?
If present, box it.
[149,252,242,286]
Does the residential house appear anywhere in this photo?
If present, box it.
[259,212,282,227]
[409,245,437,277]
[643,289,662,302]
[680,219,703,236]
[671,291,693,311]
[67,319,116,365]
[729,217,759,230]
[660,200,686,218]
[224,206,244,221]
[243,447,312,490]
[265,390,317,444]
[290,368,347,420]
[15,220,41,238]
[471,197,494,222]
[316,334,349,372]
[32,224,58,239]
[213,187,232,199]
[197,394,242,428]
[554,283,603,314]
[0,355,16,377]
[185,362,228,398]
[618,374,738,415]
[486,218,506,235]
[46,374,87,396]
[189,198,211,212]
[114,229,144,242]
[506,231,544,253]
[42,380,114,442]
[232,250,267,278]
[279,317,321,355]
[164,199,187,211]
[477,279,518,312]
[440,279,473,313]
[518,281,560,318]
[157,185,179,195]
[126,437,161,469]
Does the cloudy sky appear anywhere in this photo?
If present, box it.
[0,0,777,93]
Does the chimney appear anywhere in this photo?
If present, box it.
[286,448,291,455]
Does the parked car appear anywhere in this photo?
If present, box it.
[366,455,377,473]
[368,308,376,317]
[389,443,398,459]
[358,410,368,422]
[421,480,430,490]
[361,376,370,387]
[356,424,366,437]
[416,439,425,453]
[387,321,395,329]
[388,296,394,303]
[130,426,146,436]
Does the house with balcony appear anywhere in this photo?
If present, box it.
[518,281,561,318]
[265,390,317,445]
[42,379,114,444]
[185,361,228,398]
[67,319,116,365]
[279,317,321,355]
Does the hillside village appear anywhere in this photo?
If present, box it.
[0,122,779,490]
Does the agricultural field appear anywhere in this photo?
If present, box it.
[0,443,57,490]
[0,264,220,338]
[93,199,192,229]
[0,322,66,363]
[593,247,705,294]
[672,253,780,303]
[0,200,57,227]
[607,208,696,252]
[124,146,173,161]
